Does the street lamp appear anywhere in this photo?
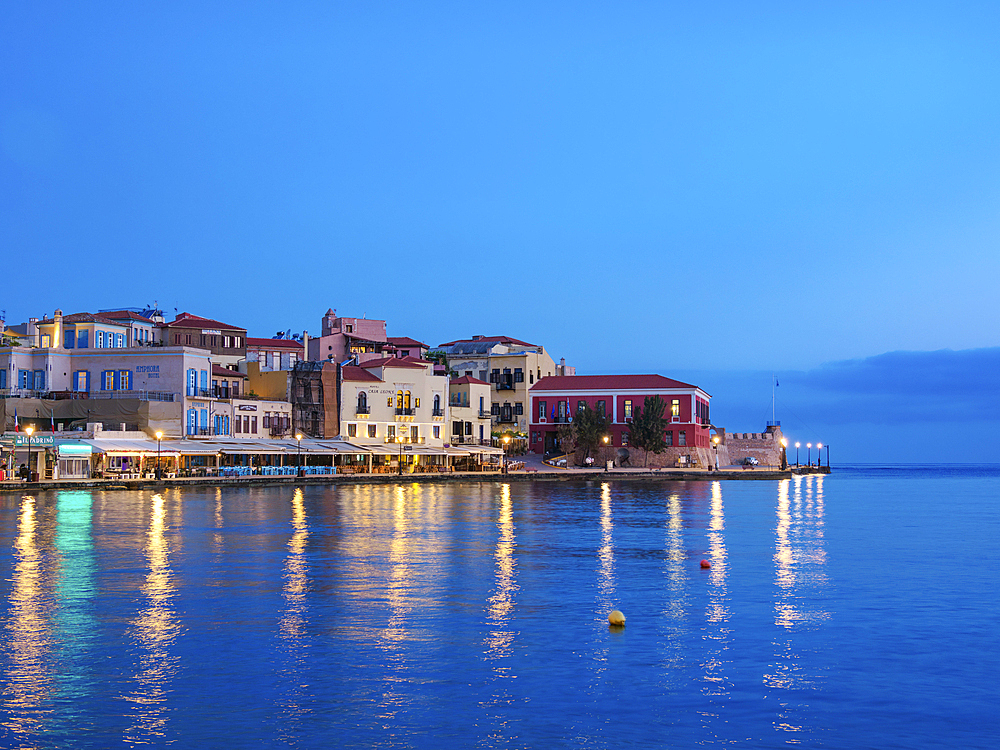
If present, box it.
[807,443,812,468]
[825,444,830,468]
[296,433,303,477]
[155,430,163,480]
[795,442,800,467]
[396,435,404,475]
[816,443,823,468]
[24,426,34,482]
[603,435,610,472]
[502,434,511,474]
[780,437,788,470]
[712,435,720,471]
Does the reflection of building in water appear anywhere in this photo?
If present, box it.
[2,496,54,739]
[700,481,733,700]
[123,494,181,745]
[767,475,830,732]
[485,483,518,663]
[53,491,98,711]
[597,482,616,614]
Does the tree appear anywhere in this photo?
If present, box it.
[562,404,612,464]
[628,395,668,467]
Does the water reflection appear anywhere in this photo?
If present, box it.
[701,481,733,705]
[276,488,311,741]
[123,493,181,744]
[2,495,54,738]
[767,475,830,736]
[597,482,616,614]
[53,491,98,720]
[485,483,517,661]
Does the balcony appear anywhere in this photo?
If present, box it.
[384,436,425,444]
[356,406,370,415]
[187,387,214,398]
[495,381,515,391]
[478,410,491,419]
[395,407,416,416]
[496,413,519,424]
[432,407,444,417]
[449,436,493,446]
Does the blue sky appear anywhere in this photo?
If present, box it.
[3,2,998,460]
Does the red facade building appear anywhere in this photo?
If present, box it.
[529,374,712,457]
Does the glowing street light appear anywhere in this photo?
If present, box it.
[296,433,304,477]
[807,443,812,467]
[155,430,163,480]
[396,435,404,475]
[24,425,34,482]
[712,435,720,471]
[795,442,800,467]
[816,443,823,468]
[603,435,610,472]
[780,437,788,470]
[502,434,511,474]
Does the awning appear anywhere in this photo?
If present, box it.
[58,442,93,457]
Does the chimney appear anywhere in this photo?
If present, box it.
[302,331,309,362]
[53,309,63,349]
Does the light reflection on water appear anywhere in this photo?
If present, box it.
[2,495,54,740]
[0,472,994,748]
[122,493,182,745]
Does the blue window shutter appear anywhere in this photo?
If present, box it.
[79,330,89,348]
[65,329,75,349]
[200,409,208,428]
[84,371,90,392]
[0,370,5,388]
[200,370,208,393]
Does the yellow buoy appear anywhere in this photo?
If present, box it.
[608,610,626,626]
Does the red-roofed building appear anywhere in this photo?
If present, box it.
[246,337,304,372]
[158,312,247,367]
[386,337,429,359]
[529,374,713,464]
[448,376,492,445]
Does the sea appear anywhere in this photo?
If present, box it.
[0,466,997,749]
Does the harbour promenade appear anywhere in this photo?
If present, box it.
[0,450,829,493]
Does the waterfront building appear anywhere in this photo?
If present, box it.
[386,336,429,359]
[340,357,448,449]
[307,309,388,363]
[157,312,247,369]
[246,336,304,371]
[433,335,567,434]
[447,376,492,446]
[528,374,714,467]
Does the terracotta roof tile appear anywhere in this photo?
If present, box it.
[531,374,702,392]
[342,366,383,382]
[159,312,245,331]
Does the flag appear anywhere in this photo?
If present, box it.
[14,408,18,432]
[775,379,779,387]
[51,412,55,433]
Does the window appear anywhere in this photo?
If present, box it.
[234,416,241,434]
[387,397,393,408]
[251,417,257,434]
[465,421,472,435]
[433,425,440,439]
[410,426,418,441]
[396,391,404,409]
[118,370,132,390]
[515,402,523,415]
[187,369,196,396]
[368,424,377,438]
[491,403,499,415]
[77,330,89,348]
[453,421,463,435]
[514,368,524,383]
[490,368,499,383]
[33,370,45,390]
[622,432,629,446]
[243,416,250,433]
[665,430,673,447]
[18,370,32,389]
[97,331,105,348]
[539,400,547,419]
[624,400,633,420]
[348,424,357,437]
[577,400,586,413]
[0,370,5,389]
[597,400,606,416]
[345,324,353,333]
[40,334,51,348]
[678,430,686,446]
[671,399,680,417]
[358,392,368,412]
[529,372,533,384]
[102,371,115,390]
[387,425,395,440]
[433,394,440,413]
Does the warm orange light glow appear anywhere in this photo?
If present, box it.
[24,426,34,436]
[155,431,163,440]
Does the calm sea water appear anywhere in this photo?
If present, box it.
[0,467,997,749]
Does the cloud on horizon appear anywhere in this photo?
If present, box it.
[671,346,1000,462]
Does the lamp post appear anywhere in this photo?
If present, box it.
[603,435,610,472]
[502,434,511,474]
[807,443,812,468]
[397,435,404,475]
[795,442,800,467]
[712,435,720,471]
[155,430,163,480]
[780,437,788,470]
[825,444,830,468]
[816,443,823,468]
[296,433,303,477]
[24,426,34,481]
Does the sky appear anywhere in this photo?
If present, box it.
[2,2,998,461]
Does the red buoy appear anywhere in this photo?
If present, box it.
[700,559,711,569]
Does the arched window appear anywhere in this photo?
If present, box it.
[357,391,368,413]
[433,394,440,412]
[396,390,403,410]
[404,391,411,410]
